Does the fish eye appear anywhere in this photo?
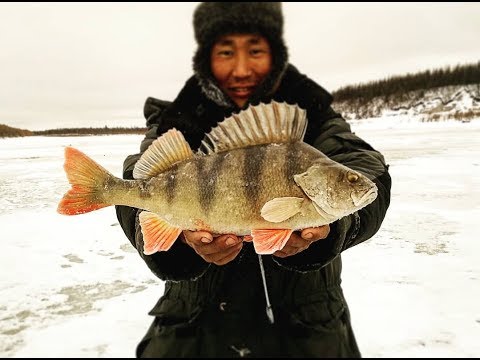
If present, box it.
[347,172,359,183]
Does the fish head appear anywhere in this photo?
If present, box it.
[294,160,378,220]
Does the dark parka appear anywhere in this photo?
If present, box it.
[116,65,391,358]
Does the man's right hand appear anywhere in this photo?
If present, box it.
[182,230,243,266]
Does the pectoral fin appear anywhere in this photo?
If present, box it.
[260,197,304,223]
[139,211,182,255]
[251,229,294,255]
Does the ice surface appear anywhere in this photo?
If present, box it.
[1,120,479,357]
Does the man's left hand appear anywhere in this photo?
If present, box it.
[272,225,330,258]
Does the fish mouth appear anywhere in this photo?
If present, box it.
[353,186,378,207]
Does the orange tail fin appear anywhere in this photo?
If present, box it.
[57,147,113,215]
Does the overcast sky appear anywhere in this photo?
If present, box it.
[1,2,479,130]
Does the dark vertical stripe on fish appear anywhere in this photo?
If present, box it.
[194,154,226,213]
[243,146,266,207]
[285,143,302,181]
[165,165,178,204]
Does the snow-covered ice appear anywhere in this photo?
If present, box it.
[1,119,479,357]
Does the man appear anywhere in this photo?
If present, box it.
[116,2,391,357]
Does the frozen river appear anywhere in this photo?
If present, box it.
[1,119,479,357]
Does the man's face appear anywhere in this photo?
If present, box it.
[210,33,272,108]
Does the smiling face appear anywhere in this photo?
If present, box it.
[210,33,272,108]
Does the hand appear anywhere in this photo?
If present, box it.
[182,230,243,265]
[272,225,330,258]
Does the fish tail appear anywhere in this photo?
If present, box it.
[57,147,114,215]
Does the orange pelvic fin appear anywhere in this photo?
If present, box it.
[57,147,112,215]
[139,211,182,255]
[251,229,293,255]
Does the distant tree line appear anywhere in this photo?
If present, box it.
[0,125,146,138]
[332,61,480,102]
[0,124,33,137]
[32,126,147,136]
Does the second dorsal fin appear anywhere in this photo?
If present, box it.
[133,128,193,179]
[199,101,307,155]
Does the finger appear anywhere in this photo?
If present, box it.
[212,243,243,265]
[284,232,310,249]
[274,231,313,257]
[272,247,300,258]
[193,235,242,256]
[215,234,242,248]
[242,235,253,242]
[272,250,289,258]
[301,225,330,242]
[184,230,213,245]
[274,241,313,258]
[202,242,242,263]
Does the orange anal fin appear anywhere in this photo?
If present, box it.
[251,229,293,255]
[139,211,182,255]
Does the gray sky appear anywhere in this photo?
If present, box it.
[1,2,479,130]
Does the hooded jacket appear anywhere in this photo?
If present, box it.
[115,64,391,357]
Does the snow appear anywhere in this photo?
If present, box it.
[1,119,479,357]
[343,119,480,358]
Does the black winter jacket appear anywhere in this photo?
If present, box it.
[116,65,391,358]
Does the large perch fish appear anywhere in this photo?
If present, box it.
[58,102,377,255]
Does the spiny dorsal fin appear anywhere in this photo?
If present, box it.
[133,128,193,179]
[199,101,307,155]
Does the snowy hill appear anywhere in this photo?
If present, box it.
[334,84,480,123]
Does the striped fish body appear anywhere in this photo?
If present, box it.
[59,102,377,254]
[111,141,328,235]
